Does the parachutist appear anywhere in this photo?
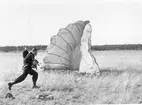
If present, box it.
[8,48,39,90]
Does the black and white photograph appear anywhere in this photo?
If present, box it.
[0,0,142,104]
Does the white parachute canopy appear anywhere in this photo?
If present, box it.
[42,20,90,70]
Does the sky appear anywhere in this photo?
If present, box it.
[0,0,142,46]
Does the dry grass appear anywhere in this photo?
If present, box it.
[1,51,142,105]
[1,68,142,105]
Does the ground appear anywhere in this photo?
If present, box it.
[1,50,142,104]
[1,68,142,105]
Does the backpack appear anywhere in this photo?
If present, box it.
[22,50,29,58]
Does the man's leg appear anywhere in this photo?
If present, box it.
[28,69,39,88]
[8,70,28,90]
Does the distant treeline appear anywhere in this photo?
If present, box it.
[91,44,142,51]
[0,44,142,52]
[0,45,47,52]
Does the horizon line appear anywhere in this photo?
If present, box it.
[1,43,142,47]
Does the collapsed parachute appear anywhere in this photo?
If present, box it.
[42,20,90,70]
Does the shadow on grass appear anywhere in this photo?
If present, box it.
[42,67,142,78]
[100,67,142,77]
[100,68,124,77]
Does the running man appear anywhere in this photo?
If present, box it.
[8,48,39,90]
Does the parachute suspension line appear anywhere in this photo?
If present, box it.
[54,35,72,64]
[48,53,71,63]
[76,22,84,29]
[51,43,70,55]
[76,23,84,34]
[58,56,64,67]
[65,28,77,47]
[50,44,69,66]
[57,35,73,52]
[74,23,81,36]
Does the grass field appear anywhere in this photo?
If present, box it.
[1,50,142,104]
